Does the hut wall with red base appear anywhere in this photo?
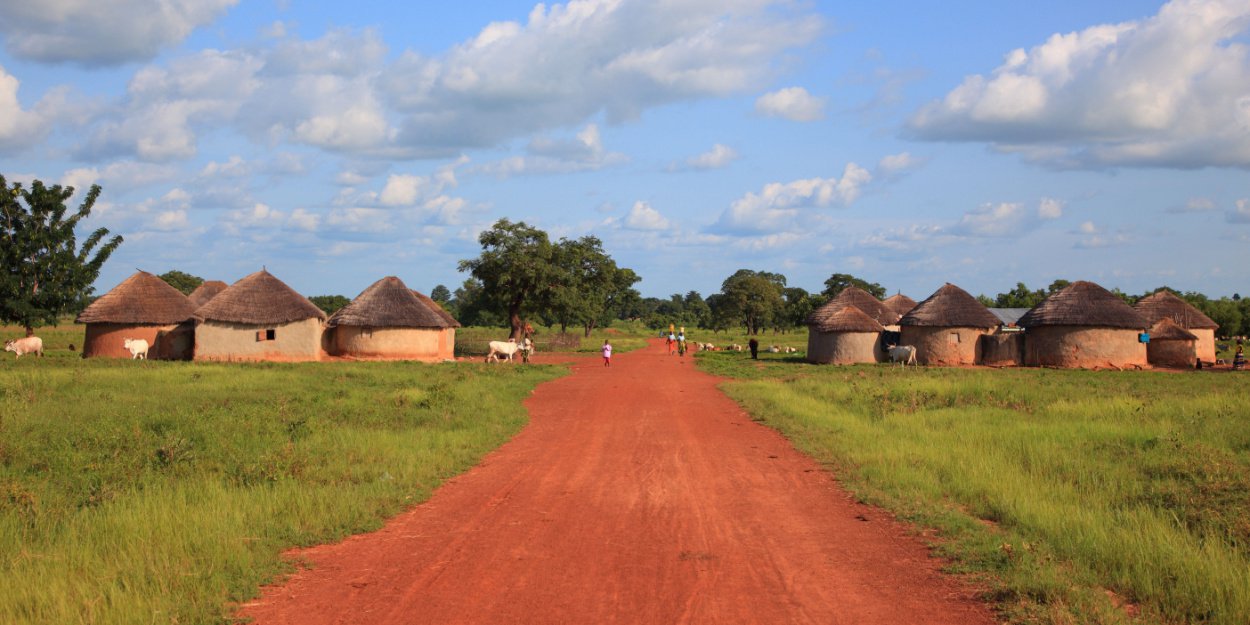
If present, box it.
[1193,328,1216,362]
[1023,326,1147,369]
[194,318,324,362]
[900,326,989,365]
[1147,339,1197,368]
[329,326,455,362]
[82,322,193,359]
[807,331,881,364]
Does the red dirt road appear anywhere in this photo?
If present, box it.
[239,340,997,624]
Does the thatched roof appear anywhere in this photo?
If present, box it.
[807,286,897,326]
[194,269,326,325]
[882,293,917,318]
[327,277,455,329]
[411,290,461,328]
[1135,290,1218,330]
[808,305,885,333]
[1017,281,1147,329]
[188,280,228,309]
[76,270,197,324]
[900,283,999,328]
[1149,317,1198,341]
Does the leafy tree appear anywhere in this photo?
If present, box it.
[717,269,786,335]
[308,294,351,315]
[158,270,204,295]
[1045,279,1071,294]
[548,235,640,336]
[458,219,560,338]
[429,284,452,304]
[779,286,818,331]
[821,273,885,299]
[1202,297,1244,338]
[993,282,1046,308]
[1,175,123,335]
[704,293,734,333]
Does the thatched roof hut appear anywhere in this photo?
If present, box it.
[193,269,326,362]
[882,293,917,320]
[900,283,999,365]
[76,270,198,359]
[187,280,228,309]
[1146,317,1199,368]
[807,305,885,364]
[807,287,897,327]
[1135,290,1219,362]
[1018,281,1148,369]
[326,277,459,361]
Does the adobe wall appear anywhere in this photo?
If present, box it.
[900,326,988,366]
[83,322,193,360]
[1193,328,1216,362]
[1022,326,1147,369]
[807,331,880,364]
[194,318,324,362]
[330,326,455,362]
[1147,339,1196,368]
[980,332,1023,366]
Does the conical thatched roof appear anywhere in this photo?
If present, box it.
[1017,281,1147,329]
[76,270,197,324]
[411,290,461,328]
[808,305,885,333]
[900,283,999,328]
[1135,290,1218,330]
[327,277,454,329]
[807,286,897,327]
[882,293,917,319]
[194,269,326,325]
[1149,317,1198,341]
[188,280,228,309]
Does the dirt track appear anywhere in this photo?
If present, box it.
[239,340,996,624]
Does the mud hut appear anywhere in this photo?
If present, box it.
[806,305,885,364]
[187,280,228,309]
[76,271,198,359]
[882,293,918,321]
[326,277,459,361]
[811,287,898,327]
[899,283,1000,366]
[1134,290,1219,362]
[193,269,326,362]
[1145,318,1198,368]
[1017,281,1148,369]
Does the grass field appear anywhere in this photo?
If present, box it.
[699,352,1250,625]
[0,324,565,624]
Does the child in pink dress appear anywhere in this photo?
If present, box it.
[602,339,612,367]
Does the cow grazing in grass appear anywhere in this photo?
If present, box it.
[887,344,917,366]
[4,336,44,359]
[123,338,149,360]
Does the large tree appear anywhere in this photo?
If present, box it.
[716,269,786,335]
[821,273,885,299]
[1,176,123,335]
[547,235,640,336]
[459,219,559,339]
[158,269,204,295]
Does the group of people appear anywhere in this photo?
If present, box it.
[664,329,690,357]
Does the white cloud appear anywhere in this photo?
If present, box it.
[1038,197,1064,219]
[754,86,826,122]
[672,143,739,171]
[624,201,671,231]
[907,0,1250,169]
[951,202,1030,237]
[1169,197,1219,213]
[713,162,871,234]
[379,174,427,206]
[473,124,628,176]
[152,210,189,231]
[1229,198,1250,223]
[1078,221,1100,234]
[0,0,237,65]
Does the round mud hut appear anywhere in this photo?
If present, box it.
[812,287,899,327]
[326,276,459,362]
[1134,290,1219,363]
[882,293,918,321]
[806,305,885,364]
[192,269,326,362]
[1017,281,1149,369]
[76,270,198,359]
[899,283,999,366]
[1145,317,1198,368]
[187,280,228,309]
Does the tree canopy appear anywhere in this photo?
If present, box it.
[716,269,786,335]
[308,294,351,315]
[0,175,122,334]
[158,270,204,295]
[821,273,885,299]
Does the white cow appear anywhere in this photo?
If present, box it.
[887,344,917,366]
[4,336,44,359]
[486,338,532,363]
[123,338,150,360]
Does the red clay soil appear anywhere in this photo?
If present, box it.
[238,339,997,625]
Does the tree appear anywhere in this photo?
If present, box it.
[821,273,885,299]
[993,282,1046,308]
[429,284,452,304]
[780,287,817,332]
[717,269,786,335]
[308,294,350,315]
[458,219,559,339]
[158,270,204,295]
[547,235,640,336]
[1,176,123,335]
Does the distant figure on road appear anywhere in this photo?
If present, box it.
[602,339,613,367]
[748,338,759,360]
[678,335,687,357]
[667,331,676,355]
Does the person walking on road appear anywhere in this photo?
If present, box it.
[602,339,613,367]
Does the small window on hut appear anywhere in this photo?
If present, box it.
[256,329,277,342]
[948,333,960,345]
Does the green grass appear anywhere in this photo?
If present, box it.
[699,353,1250,624]
[0,345,564,624]
[454,322,652,356]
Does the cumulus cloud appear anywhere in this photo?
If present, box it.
[712,162,871,234]
[1038,197,1064,219]
[754,86,826,121]
[1229,198,1250,223]
[907,0,1250,169]
[624,201,671,231]
[670,143,739,171]
[0,0,237,65]
[473,124,628,176]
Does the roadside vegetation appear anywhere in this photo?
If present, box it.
[0,334,564,624]
[699,352,1250,625]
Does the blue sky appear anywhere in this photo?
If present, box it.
[1,0,1247,301]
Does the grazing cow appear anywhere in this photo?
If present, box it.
[783,346,798,354]
[123,338,150,360]
[729,344,743,352]
[4,336,44,359]
[887,344,917,366]
[767,345,781,353]
[486,338,533,363]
